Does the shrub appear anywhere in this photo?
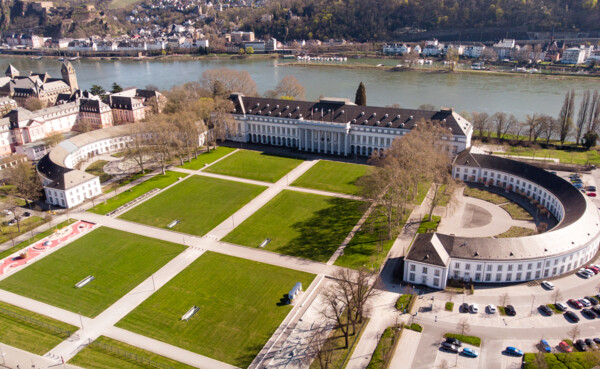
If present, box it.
[395,294,415,313]
[445,302,454,311]
[443,333,481,347]
[407,323,422,332]
[366,326,402,369]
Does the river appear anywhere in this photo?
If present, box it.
[1,56,598,120]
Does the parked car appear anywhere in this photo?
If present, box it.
[593,338,600,345]
[568,299,583,309]
[462,347,478,357]
[585,338,597,349]
[556,302,568,312]
[441,342,459,353]
[469,304,479,313]
[580,298,592,307]
[505,347,524,356]
[578,270,592,279]
[487,304,497,314]
[541,281,555,290]
[560,341,573,352]
[576,339,587,352]
[580,269,594,277]
[22,211,30,217]
[591,306,600,316]
[566,311,580,322]
[589,192,598,197]
[460,302,469,313]
[539,305,553,316]
[586,267,600,274]
[541,339,552,353]
[586,296,599,305]
[582,308,596,319]
[446,337,462,347]
[587,186,597,191]
[505,305,516,316]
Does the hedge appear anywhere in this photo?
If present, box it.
[407,323,422,332]
[443,333,481,347]
[523,352,600,369]
[445,302,454,311]
[366,326,402,369]
[395,294,416,313]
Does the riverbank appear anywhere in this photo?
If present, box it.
[279,61,600,80]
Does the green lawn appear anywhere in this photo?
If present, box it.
[496,226,537,238]
[417,215,441,233]
[0,227,186,317]
[116,252,315,368]
[413,181,431,205]
[90,171,184,215]
[463,187,507,205]
[292,160,373,195]
[0,300,77,355]
[334,207,407,270]
[204,150,303,182]
[497,146,600,165]
[523,352,599,369]
[120,175,266,236]
[500,203,534,220]
[367,326,402,369]
[443,333,481,347]
[222,190,364,262]
[178,147,237,170]
[0,219,76,260]
[0,216,47,245]
[70,336,196,369]
[85,160,112,183]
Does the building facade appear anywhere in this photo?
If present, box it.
[229,94,473,157]
[404,150,600,289]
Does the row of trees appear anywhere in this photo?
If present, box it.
[470,89,600,148]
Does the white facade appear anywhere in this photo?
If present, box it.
[44,176,101,208]
[561,47,586,64]
[383,43,411,55]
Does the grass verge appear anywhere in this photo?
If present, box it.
[0,219,76,260]
[463,187,507,204]
[0,216,47,245]
[309,318,369,369]
[366,326,402,369]
[417,215,441,234]
[395,294,415,313]
[443,333,481,347]
[85,160,112,183]
[177,146,236,170]
[496,226,537,238]
[500,203,534,220]
[406,323,422,332]
[523,352,600,369]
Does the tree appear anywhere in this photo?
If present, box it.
[23,97,45,111]
[471,112,489,141]
[355,82,366,106]
[124,123,150,173]
[587,90,600,133]
[491,112,516,141]
[567,325,581,343]
[305,325,336,369]
[583,131,598,149]
[43,132,64,148]
[533,352,549,369]
[541,116,559,145]
[551,289,563,304]
[436,359,450,369]
[525,114,542,143]
[456,318,470,335]
[201,68,258,97]
[418,104,436,111]
[6,161,42,208]
[576,90,591,145]
[238,48,245,54]
[499,292,510,306]
[209,97,237,148]
[111,82,124,94]
[146,118,175,175]
[268,75,306,100]
[558,90,576,144]
[445,48,459,71]
[90,84,106,97]
[245,46,254,54]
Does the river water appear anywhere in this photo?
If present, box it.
[1,56,598,119]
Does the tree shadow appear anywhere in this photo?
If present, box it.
[280,198,363,262]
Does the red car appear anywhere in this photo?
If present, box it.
[587,192,597,197]
[560,341,573,352]
[587,266,600,274]
[569,299,584,309]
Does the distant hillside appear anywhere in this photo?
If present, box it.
[227,0,600,42]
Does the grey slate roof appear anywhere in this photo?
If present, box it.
[406,233,450,266]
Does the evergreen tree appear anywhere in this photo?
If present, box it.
[111,82,123,94]
[355,82,366,106]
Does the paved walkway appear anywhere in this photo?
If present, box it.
[388,329,421,369]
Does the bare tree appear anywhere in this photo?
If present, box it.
[457,318,470,335]
[265,75,306,100]
[200,68,258,97]
[418,104,436,111]
[124,123,151,174]
[568,325,581,343]
[576,90,591,145]
[23,97,46,111]
[471,112,489,141]
[541,116,560,145]
[6,161,42,208]
[147,119,175,175]
[492,112,516,141]
[43,132,64,148]
[499,292,510,306]
[558,90,576,144]
[533,352,549,369]
[321,285,351,348]
[525,114,543,143]
[305,325,336,369]
[551,289,563,304]
[587,90,600,133]
[332,268,380,335]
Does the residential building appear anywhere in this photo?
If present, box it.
[561,47,586,64]
[0,63,78,105]
[383,43,411,55]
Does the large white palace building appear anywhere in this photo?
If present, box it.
[405,149,600,289]
[228,94,473,156]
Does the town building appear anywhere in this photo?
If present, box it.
[228,94,473,157]
[0,63,78,105]
[404,149,600,289]
[382,44,411,55]
[561,47,586,64]
[108,88,165,123]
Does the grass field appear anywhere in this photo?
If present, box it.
[335,207,407,270]
[178,147,237,170]
[70,336,196,369]
[417,215,441,233]
[292,160,373,195]
[496,226,537,238]
[463,187,507,205]
[222,190,364,262]
[500,203,534,220]
[413,181,431,205]
[0,300,76,355]
[116,252,315,368]
[85,160,112,183]
[523,352,599,369]
[0,227,186,317]
[204,150,303,182]
[0,216,47,245]
[90,171,183,215]
[497,146,600,165]
[120,176,266,236]
[0,219,76,260]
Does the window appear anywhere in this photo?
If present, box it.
[421,276,427,284]
[409,273,415,281]
[422,267,428,274]
[497,265,503,271]
[455,262,460,269]
[476,264,482,271]
[475,273,481,281]
[516,272,522,280]
[537,262,542,269]
[433,278,440,287]
[496,273,502,282]
[554,259,558,265]
[454,270,460,278]
[487,265,492,271]
[526,271,531,280]
[517,264,523,271]
[528,263,532,270]
[434,269,440,276]
[485,273,491,282]
[552,267,557,275]
[544,269,549,277]
[465,264,470,270]
[506,274,512,282]
[507,265,513,271]
[410,265,415,271]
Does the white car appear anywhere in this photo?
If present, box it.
[469,304,479,313]
[541,281,554,290]
[580,298,592,307]
[486,304,497,314]
[580,268,595,277]
[579,271,592,279]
